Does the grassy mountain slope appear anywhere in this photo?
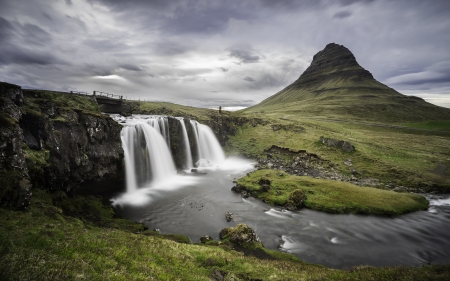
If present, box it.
[244,43,450,123]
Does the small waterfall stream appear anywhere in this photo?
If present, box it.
[190,120,225,167]
[177,118,193,169]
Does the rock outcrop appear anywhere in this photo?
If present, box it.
[319,136,355,152]
[0,82,32,209]
[20,90,125,196]
[0,83,125,209]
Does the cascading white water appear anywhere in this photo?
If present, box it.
[120,118,177,192]
[190,120,225,167]
[177,118,193,169]
[114,114,226,193]
[121,126,138,192]
[143,116,170,147]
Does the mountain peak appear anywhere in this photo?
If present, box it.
[244,43,450,122]
[295,43,373,87]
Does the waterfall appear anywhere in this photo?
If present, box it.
[177,118,193,169]
[144,116,170,147]
[120,118,177,192]
[121,126,138,192]
[190,120,225,167]
[114,115,225,193]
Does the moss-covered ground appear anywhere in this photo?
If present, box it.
[22,90,100,116]
[237,170,428,215]
[1,189,449,280]
[128,100,219,122]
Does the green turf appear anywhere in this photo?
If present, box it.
[237,170,429,215]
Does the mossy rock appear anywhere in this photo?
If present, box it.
[285,189,307,210]
[220,224,261,246]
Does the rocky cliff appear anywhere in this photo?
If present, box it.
[0,82,32,209]
[0,83,125,209]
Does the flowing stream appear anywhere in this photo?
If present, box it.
[111,114,450,269]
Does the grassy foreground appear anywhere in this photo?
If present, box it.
[1,189,449,281]
[237,170,429,215]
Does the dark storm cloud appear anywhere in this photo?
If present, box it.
[0,17,62,66]
[219,67,229,72]
[0,17,14,40]
[228,47,261,64]
[0,16,52,46]
[43,13,53,21]
[387,61,450,86]
[65,15,88,31]
[120,64,143,72]
[258,0,373,11]
[88,0,174,11]
[152,40,190,56]
[84,38,129,52]
[244,77,255,82]
[333,11,352,19]
[20,23,52,45]
[162,5,236,34]
[338,0,375,6]
[90,0,254,35]
[0,47,62,66]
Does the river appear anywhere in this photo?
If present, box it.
[112,157,450,269]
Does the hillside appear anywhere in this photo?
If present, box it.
[244,43,450,123]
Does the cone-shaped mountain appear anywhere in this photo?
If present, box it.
[245,43,450,123]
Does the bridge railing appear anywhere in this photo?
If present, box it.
[70,91,90,96]
[93,91,123,100]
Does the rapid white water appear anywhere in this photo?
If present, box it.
[190,120,225,167]
[119,117,177,192]
[144,116,170,146]
[177,118,193,169]
[114,115,225,193]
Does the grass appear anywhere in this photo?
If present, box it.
[22,90,100,115]
[225,116,450,191]
[129,101,219,122]
[236,170,429,215]
[1,189,449,280]
[403,120,450,131]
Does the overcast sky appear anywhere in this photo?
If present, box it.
[1,0,449,109]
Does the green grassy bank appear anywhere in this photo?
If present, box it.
[236,170,429,215]
[1,189,449,281]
